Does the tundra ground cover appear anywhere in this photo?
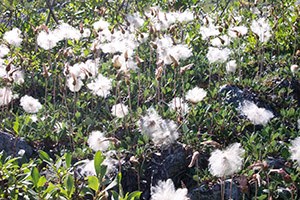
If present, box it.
[0,0,299,199]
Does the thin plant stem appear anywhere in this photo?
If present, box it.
[229,176,233,200]
[221,176,225,200]
[255,180,258,200]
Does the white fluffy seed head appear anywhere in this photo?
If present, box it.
[3,28,22,47]
[290,137,300,166]
[66,76,83,92]
[138,107,179,146]
[185,87,207,104]
[226,60,237,73]
[208,143,245,177]
[151,179,189,200]
[87,74,112,98]
[20,95,42,113]
[111,103,129,118]
[290,64,299,74]
[206,47,231,64]
[250,18,271,43]
[87,131,110,152]
[240,100,274,125]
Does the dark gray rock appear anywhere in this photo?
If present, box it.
[266,157,286,169]
[123,143,193,200]
[219,84,256,107]
[148,143,192,186]
[0,131,33,158]
[189,179,247,200]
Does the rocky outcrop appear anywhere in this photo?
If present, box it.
[0,131,33,158]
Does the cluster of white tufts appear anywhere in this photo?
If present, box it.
[91,17,145,57]
[200,16,221,40]
[154,35,192,65]
[289,137,300,166]
[138,107,179,146]
[20,95,42,113]
[87,74,112,97]
[146,7,194,32]
[64,59,99,92]
[111,103,129,118]
[240,100,274,125]
[150,179,189,200]
[206,47,231,64]
[228,26,248,38]
[3,28,23,47]
[250,18,272,43]
[199,14,249,71]
[208,143,245,177]
[185,87,207,104]
[37,23,86,50]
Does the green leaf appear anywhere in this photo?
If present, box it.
[13,117,19,134]
[99,165,107,181]
[37,176,47,188]
[31,167,40,188]
[94,151,105,177]
[75,111,81,118]
[88,176,99,191]
[39,150,52,163]
[64,174,74,196]
[126,191,142,200]
[257,194,268,200]
[103,174,118,192]
[65,153,72,168]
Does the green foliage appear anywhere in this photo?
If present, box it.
[0,0,299,199]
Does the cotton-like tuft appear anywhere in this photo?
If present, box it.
[226,60,237,73]
[87,131,110,152]
[228,26,248,38]
[93,19,110,31]
[206,47,231,64]
[20,95,42,113]
[240,100,274,125]
[208,143,245,177]
[66,77,83,92]
[250,18,271,43]
[290,137,300,166]
[138,107,179,146]
[0,44,9,58]
[185,87,207,104]
[53,23,81,41]
[78,151,118,177]
[3,28,22,47]
[151,179,189,200]
[200,21,220,40]
[37,30,59,50]
[111,103,129,118]
[87,74,112,98]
